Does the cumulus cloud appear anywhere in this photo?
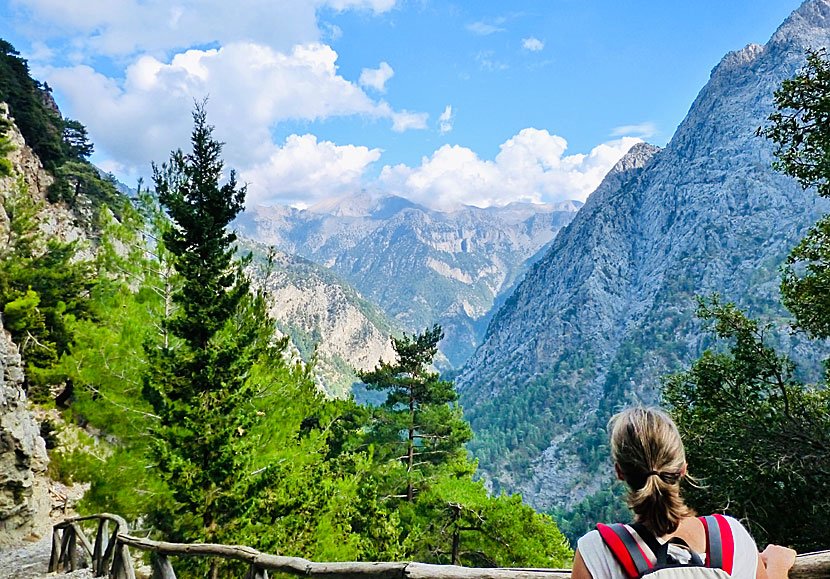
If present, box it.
[242,134,382,206]
[42,42,423,176]
[522,37,544,52]
[379,129,641,209]
[439,105,453,134]
[611,122,658,139]
[359,62,394,93]
[9,0,396,57]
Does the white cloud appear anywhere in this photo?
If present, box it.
[41,42,424,175]
[611,122,658,139]
[379,129,641,209]
[466,21,505,35]
[10,0,396,58]
[242,134,382,206]
[439,105,453,134]
[391,110,429,132]
[359,62,394,93]
[522,37,544,52]
[475,50,508,72]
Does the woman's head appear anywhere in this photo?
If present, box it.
[609,406,693,536]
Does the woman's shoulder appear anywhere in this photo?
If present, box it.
[577,528,628,579]
[705,514,755,541]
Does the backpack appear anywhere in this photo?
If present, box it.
[597,514,734,578]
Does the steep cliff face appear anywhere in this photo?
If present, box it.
[237,197,580,367]
[0,102,85,544]
[0,321,48,545]
[457,0,830,510]
[244,243,400,397]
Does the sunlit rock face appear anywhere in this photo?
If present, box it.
[455,0,830,510]
[0,321,48,545]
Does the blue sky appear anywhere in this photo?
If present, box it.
[0,0,805,209]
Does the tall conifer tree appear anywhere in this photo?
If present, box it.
[359,325,472,501]
[142,104,275,556]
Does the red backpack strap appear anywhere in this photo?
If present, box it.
[700,515,735,574]
[597,523,653,578]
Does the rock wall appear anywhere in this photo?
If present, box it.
[0,320,48,545]
[0,102,54,544]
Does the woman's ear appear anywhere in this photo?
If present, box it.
[681,462,688,477]
[614,463,626,481]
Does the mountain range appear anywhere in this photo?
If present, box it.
[236,195,581,367]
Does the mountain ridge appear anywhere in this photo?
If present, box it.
[236,194,583,367]
[457,0,830,510]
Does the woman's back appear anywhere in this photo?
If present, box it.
[576,515,759,579]
[570,407,796,579]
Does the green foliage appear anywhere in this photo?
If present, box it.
[0,176,95,399]
[663,297,830,551]
[409,474,572,567]
[142,104,269,552]
[759,49,830,198]
[360,325,472,502]
[0,37,123,220]
[48,161,126,219]
[358,325,571,567]
[0,40,65,169]
[759,48,830,342]
[551,487,629,549]
[0,115,14,176]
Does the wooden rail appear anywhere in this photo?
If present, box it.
[50,514,830,579]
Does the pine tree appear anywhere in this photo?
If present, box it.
[142,104,277,564]
[359,325,472,502]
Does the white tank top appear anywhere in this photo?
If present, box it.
[576,516,759,579]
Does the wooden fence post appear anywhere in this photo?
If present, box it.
[244,564,269,579]
[67,525,78,571]
[150,552,177,579]
[48,527,62,572]
[57,523,74,572]
[93,518,109,576]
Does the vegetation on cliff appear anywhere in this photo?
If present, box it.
[0,43,571,575]
[663,49,830,553]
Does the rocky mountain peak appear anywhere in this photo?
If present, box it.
[771,0,830,47]
[457,0,830,511]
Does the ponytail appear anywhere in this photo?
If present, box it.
[609,407,694,536]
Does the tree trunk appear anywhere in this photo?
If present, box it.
[408,384,415,501]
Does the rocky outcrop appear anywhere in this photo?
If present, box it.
[236,196,581,367]
[244,243,401,398]
[456,0,830,510]
[0,321,49,545]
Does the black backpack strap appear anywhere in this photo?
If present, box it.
[665,537,705,567]
[630,523,662,561]
[597,523,653,578]
[631,523,706,569]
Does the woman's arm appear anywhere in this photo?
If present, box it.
[756,545,796,579]
[572,548,594,579]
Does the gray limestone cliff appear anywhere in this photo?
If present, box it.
[0,316,48,545]
[243,242,400,398]
[456,0,830,510]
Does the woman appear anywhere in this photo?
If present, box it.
[571,407,796,579]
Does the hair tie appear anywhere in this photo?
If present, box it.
[646,470,661,477]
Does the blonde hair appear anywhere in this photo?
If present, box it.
[609,407,694,536]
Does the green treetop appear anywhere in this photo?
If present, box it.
[359,324,473,502]
[759,48,830,343]
[142,103,275,559]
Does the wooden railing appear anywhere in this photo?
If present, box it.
[50,514,830,579]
